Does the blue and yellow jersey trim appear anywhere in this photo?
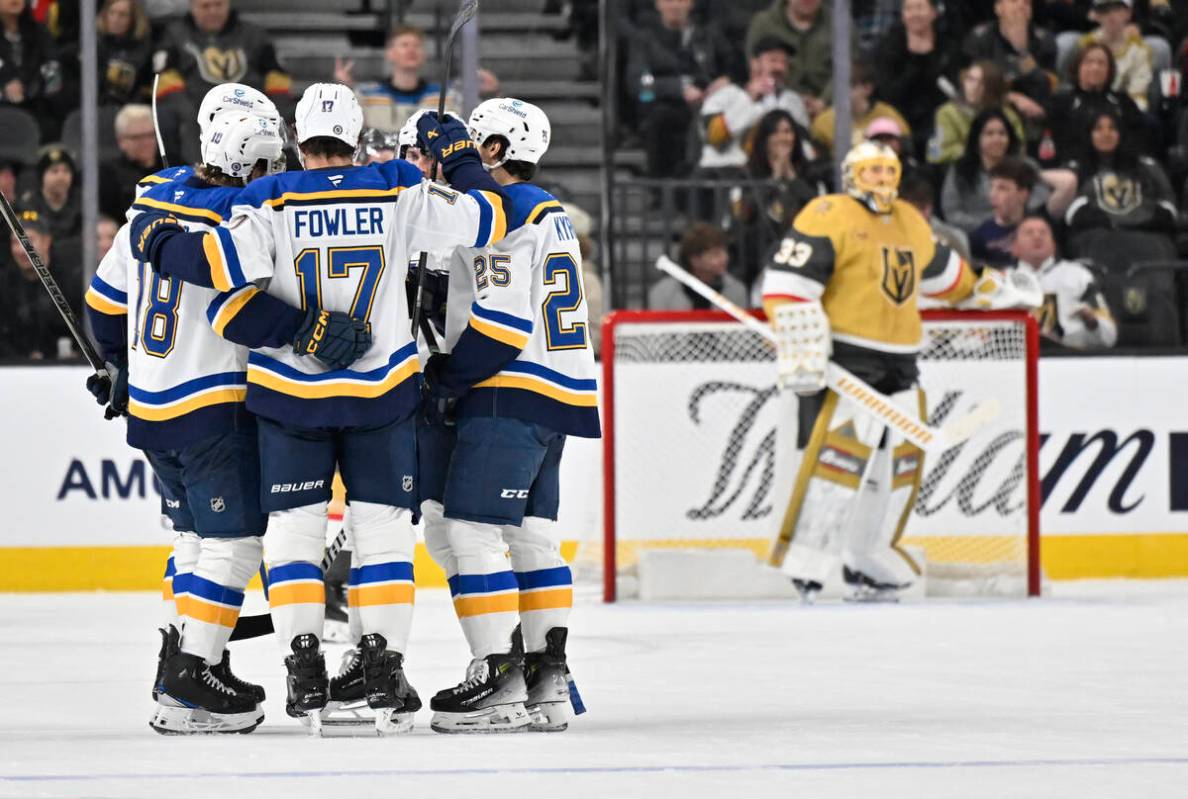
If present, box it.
[202,226,248,292]
[206,285,260,337]
[448,571,519,618]
[246,343,420,400]
[470,189,508,246]
[474,360,598,407]
[268,562,325,607]
[127,371,248,422]
[516,565,573,612]
[175,574,245,628]
[133,196,224,227]
[526,199,564,225]
[136,166,195,192]
[261,186,406,212]
[84,275,128,316]
[347,562,415,607]
[468,302,532,349]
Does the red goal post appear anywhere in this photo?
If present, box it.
[599,309,1040,602]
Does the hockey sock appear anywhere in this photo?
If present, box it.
[265,503,329,649]
[165,532,201,630]
[506,517,572,653]
[348,500,416,653]
[179,536,263,664]
[445,517,519,658]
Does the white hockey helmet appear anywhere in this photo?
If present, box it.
[202,111,285,180]
[398,108,432,157]
[467,97,551,167]
[196,83,276,147]
[295,82,363,148]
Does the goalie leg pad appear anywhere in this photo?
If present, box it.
[264,502,328,649]
[348,500,416,655]
[164,532,201,629]
[505,516,572,654]
[844,388,926,588]
[179,536,263,664]
[443,516,519,659]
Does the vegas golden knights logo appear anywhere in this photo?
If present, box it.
[1094,172,1141,216]
[1035,293,1061,337]
[185,43,248,83]
[880,246,916,305]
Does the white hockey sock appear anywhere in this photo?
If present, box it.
[179,536,263,664]
[446,517,518,658]
[349,501,416,653]
[165,532,200,630]
[506,517,572,653]
[265,503,329,649]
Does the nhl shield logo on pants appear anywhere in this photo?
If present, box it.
[210,496,226,513]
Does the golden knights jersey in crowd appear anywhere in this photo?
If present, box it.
[197,161,507,428]
[762,195,975,355]
[440,182,600,438]
[86,176,249,449]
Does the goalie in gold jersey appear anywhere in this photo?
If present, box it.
[761,141,984,601]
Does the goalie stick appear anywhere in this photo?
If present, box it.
[653,255,1001,455]
[0,193,107,377]
[151,74,169,167]
[409,0,479,353]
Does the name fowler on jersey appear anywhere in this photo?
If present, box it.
[292,206,385,238]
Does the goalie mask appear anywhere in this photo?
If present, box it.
[842,141,901,214]
[202,111,285,180]
[467,97,551,168]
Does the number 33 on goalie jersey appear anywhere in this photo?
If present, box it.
[199,160,507,428]
[441,183,601,438]
[762,195,976,355]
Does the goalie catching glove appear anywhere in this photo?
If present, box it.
[959,267,1043,311]
[292,308,372,371]
[772,299,831,395]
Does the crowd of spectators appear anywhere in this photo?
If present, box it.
[617,0,1188,349]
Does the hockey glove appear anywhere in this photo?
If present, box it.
[420,354,458,426]
[292,308,372,371]
[85,354,129,420]
[128,211,184,266]
[416,112,479,169]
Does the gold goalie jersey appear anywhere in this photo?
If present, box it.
[762,195,975,354]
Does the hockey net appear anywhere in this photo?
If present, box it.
[592,310,1040,601]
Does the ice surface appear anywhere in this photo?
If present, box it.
[1,583,1186,799]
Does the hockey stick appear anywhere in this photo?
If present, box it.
[654,256,1000,455]
[151,74,169,167]
[227,524,351,641]
[409,0,479,351]
[0,193,106,373]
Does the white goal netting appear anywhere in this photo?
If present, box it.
[594,310,1039,600]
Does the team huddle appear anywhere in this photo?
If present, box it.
[83,80,598,735]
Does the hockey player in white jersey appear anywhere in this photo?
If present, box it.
[130,82,511,734]
[418,98,599,733]
[84,107,305,734]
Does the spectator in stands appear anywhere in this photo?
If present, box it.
[0,160,19,204]
[940,108,1076,231]
[1011,213,1118,349]
[864,116,928,185]
[96,215,119,264]
[927,60,1027,166]
[334,25,474,135]
[97,0,155,106]
[20,146,80,241]
[873,0,962,160]
[1047,42,1148,167]
[729,108,823,283]
[153,0,293,163]
[852,0,903,51]
[899,171,972,261]
[1065,108,1179,238]
[0,0,64,141]
[628,0,734,178]
[744,0,853,116]
[963,0,1057,133]
[969,156,1037,266]
[696,37,808,176]
[0,209,79,360]
[99,104,160,219]
[1078,0,1154,110]
[648,222,748,310]
[810,60,911,158]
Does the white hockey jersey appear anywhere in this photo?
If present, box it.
[440,182,600,438]
[201,160,507,427]
[1018,256,1117,349]
[85,176,250,449]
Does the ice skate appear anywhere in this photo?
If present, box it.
[211,648,265,706]
[321,646,375,731]
[152,625,180,701]
[792,579,823,604]
[150,650,262,735]
[843,566,908,603]
[284,633,329,734]
[359,633,421,735]
[524,627,582,732]
[430,652,531,734]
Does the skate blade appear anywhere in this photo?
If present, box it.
[295,708,325,736]
[526,700,573,732]
[844,590,901,603]
[430,702,531,734]
[374,707,415,736]
[150,700,263,735]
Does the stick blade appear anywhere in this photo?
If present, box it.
[933,397,1002,452]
